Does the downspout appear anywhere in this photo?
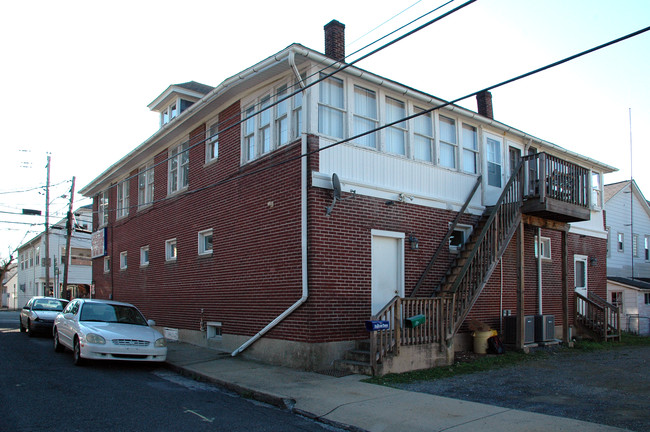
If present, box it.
[232,132,309,357]
[537,228,542,315]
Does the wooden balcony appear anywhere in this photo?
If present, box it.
[520,153,591,223]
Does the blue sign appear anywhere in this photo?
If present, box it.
[365,320,390,331]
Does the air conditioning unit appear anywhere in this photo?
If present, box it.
[504,315,535,345]
[535,315,555,342]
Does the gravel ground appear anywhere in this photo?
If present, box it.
[394,346,650,432]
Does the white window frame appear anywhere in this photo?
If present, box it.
[449,224,472,254]
[168,142,189,195]
[574,254,588,292]
[318,74,345,140]
[461,123,479,174]
[198,229,213,256]
[103,256,110,273]
[645,235,649,261]
[617,232,624,252]
[633,234,639,258]
[352,84,378,149]
[275,84,289,147]
[119,251,127,270]
[116,179,129,219]
[385,96,406,156]
[161,99,179,126]
[534,235,552,261]
[138,164,154,209]
[486,136,503,187]
[98,190,109,227]
[438,115,458,169]
[165,238,177,262]
[412,107,434,163]
[206,121,219,163]
[140,246,149,267]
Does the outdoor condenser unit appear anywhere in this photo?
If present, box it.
[504,315,535,345]
[535,315,555,342]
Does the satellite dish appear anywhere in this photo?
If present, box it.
[332,173,341,200]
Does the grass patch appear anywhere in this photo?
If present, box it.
[364,333,649,386]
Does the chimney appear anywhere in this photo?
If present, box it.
[476,90,494,119]
[324,20,345,62]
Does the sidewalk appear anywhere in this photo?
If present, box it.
[164,342,627,432]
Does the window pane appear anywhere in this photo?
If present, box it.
[353,116,376,148]
[487,137,502,187]
[260,96,270,126]
[462,124,477,151]
[319,106,344,138]
[575,261,586,288]
[354,86,377,119]
[414,109,432,137]
[319,76,343,109]
[414,135,432,162]
[386,97,405,128]
[439,116,456,144]
[386,128,405,155]
[440,142,456,168]
[463,149,477,173]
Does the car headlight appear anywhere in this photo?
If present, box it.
[154,338,167,348]
[86,333,106,344]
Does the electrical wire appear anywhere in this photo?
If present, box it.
[348,0,427,46]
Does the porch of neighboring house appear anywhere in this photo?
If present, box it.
[335,153,621,376]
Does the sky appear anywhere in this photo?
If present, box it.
[1,0,649,260]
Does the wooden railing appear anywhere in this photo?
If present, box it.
[576,292,621,341]
[369,297,449,373]
[410,176,482,298]
[523,153,590,208]
[446,160,524,338]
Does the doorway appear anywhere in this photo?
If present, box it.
[371,230,404,316]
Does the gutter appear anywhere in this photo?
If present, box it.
[231,126,309,357]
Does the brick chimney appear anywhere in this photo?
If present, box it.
[476,90,494,119]
[324,20,345,62]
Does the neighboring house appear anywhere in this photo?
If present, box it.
[2,263,18,309]
[16,205,93,308]
[80,21,616,374]
[604,180,650,335]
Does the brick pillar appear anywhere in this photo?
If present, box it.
[324,20,345,61]
[476,90,494,119]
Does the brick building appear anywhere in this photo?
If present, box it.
[80,21,615,373]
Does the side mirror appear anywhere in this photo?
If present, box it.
[64,313,74,320]
[147,319,156,327]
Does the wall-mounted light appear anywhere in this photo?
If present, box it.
[590,257,598,267]
[409,234,419,251]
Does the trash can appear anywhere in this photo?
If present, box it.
[472,330,496,354]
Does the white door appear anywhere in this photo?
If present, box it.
[483,133,504,205]
[574,255,588,316]
[371,231,404,316]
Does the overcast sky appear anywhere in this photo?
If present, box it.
[1,0,649,259]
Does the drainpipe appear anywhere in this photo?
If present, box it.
[232,133,309,356]
[537,228,542,315]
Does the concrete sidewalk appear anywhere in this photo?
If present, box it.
[164,342,627,432]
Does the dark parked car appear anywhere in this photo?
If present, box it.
[20,297,69,336]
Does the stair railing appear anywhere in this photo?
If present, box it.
[410,176,482,298]
[576,292,621,341]
[445,159,525,339]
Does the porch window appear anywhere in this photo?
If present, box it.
[318,75,344,139]
[276,85,289,146]
[487,137,502,187]
[259,95,272,154]
[352,85,378,148]
[462,124,478,174]
[244,106,256,161]
[413,108,433,162]
[385,97,406,155]
[439,115,457,168]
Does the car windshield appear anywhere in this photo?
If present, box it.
[80,303,148,326]
[32,299,67,312]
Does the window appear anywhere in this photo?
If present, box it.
[165,238,177,261]
[138,165,154,208]
[617,233,624,252]
[98,190,109,226]
[385,97,406,155]
[352,85,378,148]
[35,247,40,266]
[534,236,552,260]
[633,234,639,258]
[206,122,219,162]
[276,85,289,146]
[611,291,622,307]
[645,236,649,261]
[120,251,127,270]
[116,179,129,219]
[449,225,472,253]
[486,137,502,187]
[103,256,110,273]
[198,229,213,255]
[462,124,478,174]
[606,227,611,257]
[591,172,601,208]
[140,246,149,266]
[244,106,256,161]
[439,116,457,168]
[161,102,178,126]
[293,84,303,138]
[169,142,189,194]
[645,293,650,305]
[413,108,433,162]
[259,95,272,154]
[28,250,33,268]
[318,75,344,139]
[575,259,586,290]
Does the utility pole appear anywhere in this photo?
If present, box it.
[44,156,51,296]
[62,177,75,299]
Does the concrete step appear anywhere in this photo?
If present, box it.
[333,359,373,376]
[344,349,371,363]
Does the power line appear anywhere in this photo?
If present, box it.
[348,0,427,46]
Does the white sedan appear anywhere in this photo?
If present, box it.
[53,298,167,366]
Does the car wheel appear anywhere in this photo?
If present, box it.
[73,337,85,366]
[27,320,34,337]
[19,319,26,332]
[53,329,65,353]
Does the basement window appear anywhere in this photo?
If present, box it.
[206,321,222,340]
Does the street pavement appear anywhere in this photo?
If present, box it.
[165,341,629,432]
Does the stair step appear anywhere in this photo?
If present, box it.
[344,349,371,363]
[333,359,373,376]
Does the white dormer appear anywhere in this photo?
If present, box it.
[148,81,214,128]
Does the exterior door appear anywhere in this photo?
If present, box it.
[371,230,404,316]
[574,255,588,315]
